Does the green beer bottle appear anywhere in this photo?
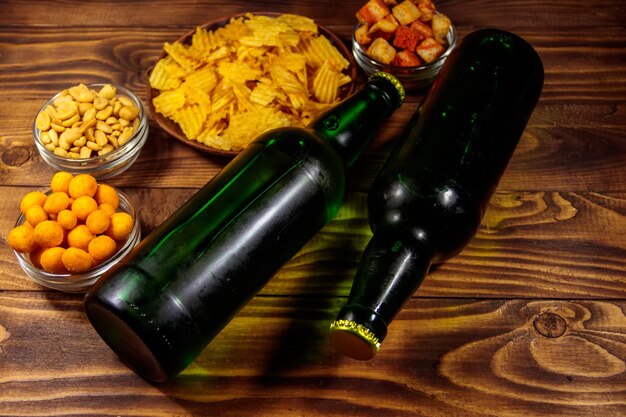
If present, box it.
[84,72,404,382]
[330,29,544,360]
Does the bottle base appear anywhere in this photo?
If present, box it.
[85,300,169,383]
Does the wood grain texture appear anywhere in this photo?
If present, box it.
[2,187,626,299]
[1,0,625,415]
[0,292,624,416]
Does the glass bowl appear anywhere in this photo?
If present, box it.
[33,84,149,180]
[352,22,457,90]
[13,189,141,293]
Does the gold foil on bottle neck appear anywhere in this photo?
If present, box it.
[370,72,406,106]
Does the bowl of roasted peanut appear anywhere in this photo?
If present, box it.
[8,172,141,293]
[33,83,149,179]
[352,0,456,90]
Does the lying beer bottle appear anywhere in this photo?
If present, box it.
[84,72,404,382]
[330,29,544,360]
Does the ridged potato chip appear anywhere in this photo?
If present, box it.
[152,90,186,117]
[149,12,353,152]
[313,62,340,104]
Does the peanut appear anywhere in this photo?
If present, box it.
[94,130,108,147]
[77,102,93,115]
[96,120,113,134]
[36,111,51,131]
[96,106,113,120]
[98,84,116,100]
[119,105,139,121]
[80,147,92,158]
[36,83,141,159]
[41,131,51,145]
[48,129,59,146]
[61,113,80,127]
[118,127,134,146]
[50,122,65,133]
[54,148,68,157]
[55,101,78,120]
[93,96,109,110]
[83,107,97,122]
[98,144,114,156]
[73,136,87,147]
[86,141,102,151]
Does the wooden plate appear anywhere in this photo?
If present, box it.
[146,12,358,158]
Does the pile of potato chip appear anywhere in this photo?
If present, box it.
[149,13,353,152]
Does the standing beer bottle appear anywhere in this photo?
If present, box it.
[84,72,404,382]
[330,29,544,360]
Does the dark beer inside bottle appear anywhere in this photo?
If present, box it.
[330,29,544,360]
[84,73,405,381]
[85,135,344,381]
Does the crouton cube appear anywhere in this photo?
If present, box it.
[392,25,421,51]
[391,0,421,26]
[417,1,435,21]
[382,0,398,5]
[366,37,397,64]
[391,50,422,67]
[356,0,390,25]
[431,13,451,42]
[409,19,433,40]
[355,24,373,46]
[368,14,399,41]
[413,0,437,12]
[415,37,445,63]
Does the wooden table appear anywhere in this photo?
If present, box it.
[1,1,625,415]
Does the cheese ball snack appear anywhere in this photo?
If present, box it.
[33,220,64,248]
[86,209,111,235]
[105,212,134,241]
[88,235,117,262]
[62,247,94,273]
[72,195,99,221]
[68,174,98,198]
[94,184,119,208]
[25,205,48,227]
[50,171,74,193]
[8,172,135,277]
[8,225,38,253]
[40,247,68,274]
[20,191,47,215]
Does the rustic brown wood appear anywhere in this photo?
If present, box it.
[1,0,625,416]
[0,292,624,416]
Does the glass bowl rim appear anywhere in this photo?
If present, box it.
[351,20,457,73]
[13,188,140,285]
[32,83,147,164]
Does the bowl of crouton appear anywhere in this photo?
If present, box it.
[352,0,456,90]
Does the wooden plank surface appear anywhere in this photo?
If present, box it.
[0,292,624,416]
[1,0,625,416]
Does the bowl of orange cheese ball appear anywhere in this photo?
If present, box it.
[352,0,456,90]
[33,83,148,179]
[7,172,141,293]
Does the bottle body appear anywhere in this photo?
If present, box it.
[330,29,544,360]
[84,73,404,382]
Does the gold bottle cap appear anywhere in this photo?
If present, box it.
[329,319,381,360]
[370,72,406,106]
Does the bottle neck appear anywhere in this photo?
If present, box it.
[330,233,432,360]
[309,73,404,168]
